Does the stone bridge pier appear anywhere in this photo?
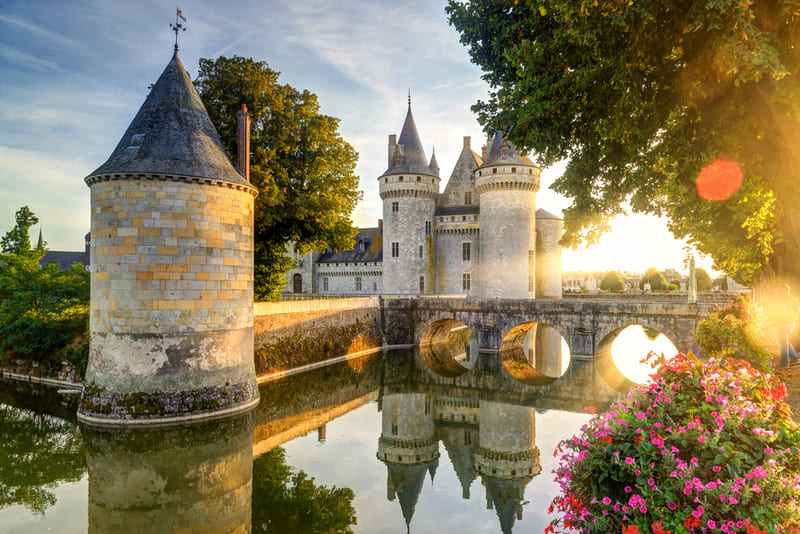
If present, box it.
[382,297,726,358]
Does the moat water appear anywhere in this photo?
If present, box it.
[0,327,675,533]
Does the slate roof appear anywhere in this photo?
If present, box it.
[317,227,383,264]
[382,104,435,177]
[87,51,249,187]
[40,251,89,271]
[479,132,536,168]
[435,205,480,216]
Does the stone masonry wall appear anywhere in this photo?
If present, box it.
[253,297,383,375]
[83,179,258,419]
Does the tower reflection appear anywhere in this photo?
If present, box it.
[82,414,254,534]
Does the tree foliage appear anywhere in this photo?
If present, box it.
[599,270,625,291]
[0,208,89,363]
[195,56,362,300]
[639,267,667,291]
[1,207,39,256]
[251,446,356,533]
[446,0,800,286]
[695,267,713,292]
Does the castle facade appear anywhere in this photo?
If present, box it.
[285,103,562,299]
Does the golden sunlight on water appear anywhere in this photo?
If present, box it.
[610,325,679,384]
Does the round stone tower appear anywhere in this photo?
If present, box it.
[475,134,540,298]
[379,101,439,295]
[78,50,259,425]
[535,209,563,298]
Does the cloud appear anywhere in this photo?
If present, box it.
[0,43,62,73]
[0,14,80,51]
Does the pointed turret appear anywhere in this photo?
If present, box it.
[429,147,439,177]
[36,228,43,250]
[87,51,248,187]
[382,103,435,177]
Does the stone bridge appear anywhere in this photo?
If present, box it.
[382,297,728,357]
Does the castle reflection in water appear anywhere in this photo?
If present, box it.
[1,345,623,533]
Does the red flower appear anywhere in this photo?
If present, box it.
[622,526,640,534]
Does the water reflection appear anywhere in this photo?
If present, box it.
[0,404,85,515]
[500,323,570,386]
[419,320,476,376]
[82,414,254,534]
[607,325,679,384]
[1,347,630,534]
[376,392,541,534]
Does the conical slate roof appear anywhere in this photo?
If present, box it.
[382,104,435,177]
[87,51,249,186]
[429,148,439,170]
[480,131,535,168]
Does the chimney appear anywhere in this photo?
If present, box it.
[388,134,397,168]
[463,136,471,150]
[481,143,487,161]
[378,219,383,233]
[237,104,251,181]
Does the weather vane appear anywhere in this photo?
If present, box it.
[170,7,187,51]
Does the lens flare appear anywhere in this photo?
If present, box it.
[696,159,743,201]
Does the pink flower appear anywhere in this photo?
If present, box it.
[625,457,635,465]
[602,496,612,505]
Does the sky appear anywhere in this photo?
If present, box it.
[0,0,720,276]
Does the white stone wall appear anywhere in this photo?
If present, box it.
[477,189,537,298]
[315,263,382,295]
[434,226,480,296]
[380,174,438,295]
[535,218,563,298]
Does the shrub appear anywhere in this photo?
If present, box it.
[640,267,668,291]
[601,271,626,292]
[696,296,773,373]
[696,268,713,292]
[548,353,800,533]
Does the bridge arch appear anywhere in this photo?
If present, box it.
[594,323,680,390]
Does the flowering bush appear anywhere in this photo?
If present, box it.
[696,296,773,373]
[548,353,800,533]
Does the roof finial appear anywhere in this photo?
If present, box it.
[408,88,411,108]
[170,7,187,52]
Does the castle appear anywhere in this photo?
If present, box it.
[286,102,562,298]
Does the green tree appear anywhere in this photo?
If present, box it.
[599,271,625,292]
[446,1,800,286]
[195,56,362,300]
[251,446,356,533]
[1,207,39,256]
[639,267,667,291]
[695,267,713,292]
[0,208,89,364]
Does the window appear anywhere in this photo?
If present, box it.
[462,242,471,261]
[391,242,399,257]
[391,424,398,435]
[451,216,455,222]
[419,276,425,293]
[512,167,516,173]
[462,273,471,291]
[399,176,403,182]
[322,277,328,291]
[355,276,362,292]
[529,276,535,292]
[391,201,398,213]
[417,176,421,182]
[465,191,472,204]
[373,282,377,291]
[425,221,431,235]
[425,396,431,414]
[493,168,497,174]
[462,216,466,221]
[418,245,423,258]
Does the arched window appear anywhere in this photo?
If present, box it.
[293,273,302,293]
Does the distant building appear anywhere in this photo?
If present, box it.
[38,231,90,270]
